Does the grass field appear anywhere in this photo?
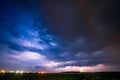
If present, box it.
[0,72,120,80]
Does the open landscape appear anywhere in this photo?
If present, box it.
[0,0,120,80]
[0,72,120,80]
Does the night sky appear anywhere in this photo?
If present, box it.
[0,0,120,72]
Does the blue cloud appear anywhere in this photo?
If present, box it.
[0,0,59,71]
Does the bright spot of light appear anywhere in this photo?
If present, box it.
[15,70,24,74]
[0,69,6,73]
[38,71,47,74]
[20,71,23,74]
[8,70,14,73]
[80,67,83,72]
[50,42,57,46]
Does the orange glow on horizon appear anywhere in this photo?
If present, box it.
[0,69,6,73]
[38,71,47,74]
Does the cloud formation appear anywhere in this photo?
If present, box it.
[0,0,120,72]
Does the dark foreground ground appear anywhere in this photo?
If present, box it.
[0,72,120,80]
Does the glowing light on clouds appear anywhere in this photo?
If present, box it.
[9,50,75,69]
[55,64,109,72]
[17,38,46,50]
[14,30,47,50]
[41,60,75,68]
[11,51,46,61]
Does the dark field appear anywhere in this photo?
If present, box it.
[0,72,120,80]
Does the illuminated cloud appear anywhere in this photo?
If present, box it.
[16,38,46,50]
[7,49,75,70]
[41,60,75,68]
[50,42,57,46]
[55,64,114,72]
[11,51,46,61]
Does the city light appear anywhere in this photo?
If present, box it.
[15,70,24,74]
[8,70,14,73]
[0,69,6,73]
[38,71,47,74]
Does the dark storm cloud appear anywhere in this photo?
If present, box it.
[37,0,120,70]
[38,0,120,41]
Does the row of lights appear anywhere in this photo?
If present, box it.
[0,69,47,74]
[0,70,28,74]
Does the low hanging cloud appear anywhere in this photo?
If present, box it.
[0,44,75,71]
[55,64,119,72]
[11,51,46,61]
